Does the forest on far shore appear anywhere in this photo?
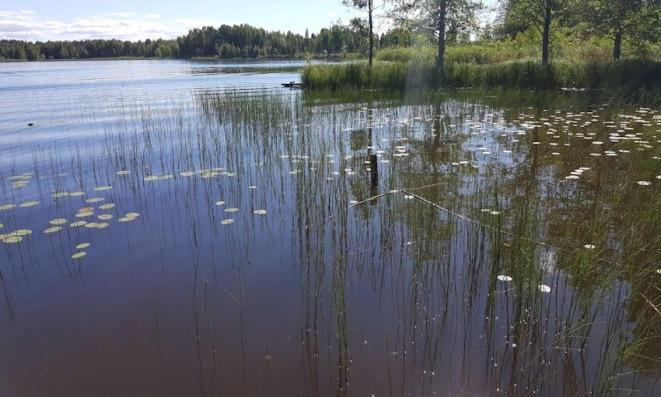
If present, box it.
[0,23,393,61]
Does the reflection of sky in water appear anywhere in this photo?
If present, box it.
[0,60,660,396]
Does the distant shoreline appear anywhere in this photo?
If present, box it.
[0,54,362,64]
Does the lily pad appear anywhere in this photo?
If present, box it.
[71,252,87,259]
[44,226,62,234]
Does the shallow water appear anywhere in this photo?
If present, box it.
[0,60,660,396]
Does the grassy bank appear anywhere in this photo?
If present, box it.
[301,60,661,94]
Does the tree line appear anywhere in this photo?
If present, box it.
[1,1,658,63]
[0,23,387,61]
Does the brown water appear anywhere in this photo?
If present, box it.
[0,60,660,396]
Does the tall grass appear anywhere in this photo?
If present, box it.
[302,60,661,95]
[375,28,659,65]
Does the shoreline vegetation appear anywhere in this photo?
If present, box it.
[301,0,660,95]
[302,31,660,97]
[0,24,370,61]
[302,58,661,93]
[2,1,659,97]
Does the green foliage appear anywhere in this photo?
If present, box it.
[302,60,661,93]
[0,38,179,60]
[376,26,660,66]
[0,23,368,61]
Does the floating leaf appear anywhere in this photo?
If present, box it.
[98,203,116,210]
[0,204,16,211]
[94,186,112,191]
[97,214,113,220]
[86,197,105,203]
[71,252,87,259]
[44,226,62,234]
[254,209,267,215]
[69,221,87,227]
[19,201,39,208]
[214,201,225,206]
[75,211,94,218]
[50,218,68,225]
[76,243,91,249]
[225,208,239,213]
[221,219,234,225]
[3,235,22,244]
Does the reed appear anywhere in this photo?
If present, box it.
[302,60,661,96]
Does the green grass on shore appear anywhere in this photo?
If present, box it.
[301,60,661,95]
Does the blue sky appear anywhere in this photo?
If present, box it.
[0,0,498,42]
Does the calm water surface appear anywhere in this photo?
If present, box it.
[0,60,660,396]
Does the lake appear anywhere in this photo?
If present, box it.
[0,59,659,396]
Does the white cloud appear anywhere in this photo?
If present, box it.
[0,9,217,41]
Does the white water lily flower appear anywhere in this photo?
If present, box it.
[538,285,551,293]
[636,181,651,186]
[497,275,513,282]
[584,244,596,249]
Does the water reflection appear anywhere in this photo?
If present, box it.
[0,82,659,396]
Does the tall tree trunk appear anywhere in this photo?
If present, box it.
[437,0,447,69]
[368,0,374,67]
[612,29,622,61]
[541,4,552,65]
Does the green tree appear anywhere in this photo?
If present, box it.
[395,0,482,68]
[344,0,375,66]
[576,0,660,60]
[505,0,567,65]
